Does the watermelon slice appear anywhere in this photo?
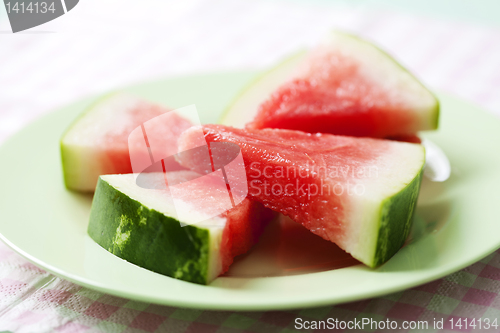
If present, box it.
[177,125,425,267]
[221,31,439,138]
[61,94,192,192]
[88,171,274,284]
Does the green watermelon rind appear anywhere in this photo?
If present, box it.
[220,31,440,132]
[60,92,118,191]
[87,176,213,285]
[372,164,424,267]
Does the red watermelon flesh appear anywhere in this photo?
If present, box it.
[177,125,425,267]
[61,94,193,192]
[250,75,417,138]
[109,102,190,173]
[246,32,439,138]
[221,196,277,272]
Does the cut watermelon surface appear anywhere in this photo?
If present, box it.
[177,125,425,267]
[61,94,192,192]
[221,31,439,138]
[88,171,274,284]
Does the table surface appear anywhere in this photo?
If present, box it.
[1,1,500,332]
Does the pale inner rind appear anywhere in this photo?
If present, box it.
[340,142,425,265]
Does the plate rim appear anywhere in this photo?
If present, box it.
[1,71,500,311]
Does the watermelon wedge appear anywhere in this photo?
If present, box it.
[88,171,274,284]
[177,125,425,267]
[221,31,439,138]
[61,94,192,192]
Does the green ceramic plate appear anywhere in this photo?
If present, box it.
[1,72,500,311]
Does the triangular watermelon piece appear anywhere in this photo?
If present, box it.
[88,171,275,284]
[61,93,192,192]
[177,125,425,267]
[221,31,439,139]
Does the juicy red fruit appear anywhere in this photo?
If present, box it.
[178,125,391,244]
[220,199,277,273]
[250,77,413,138]
[107,101,192,174]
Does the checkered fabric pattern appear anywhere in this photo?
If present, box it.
[1,242,500,333]
[1,1,500,332]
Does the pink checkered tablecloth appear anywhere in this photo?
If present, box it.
[1,1,500,332]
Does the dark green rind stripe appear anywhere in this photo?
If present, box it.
[432,98,441,130]
[88,178,211,284]
[373,167,424,267]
